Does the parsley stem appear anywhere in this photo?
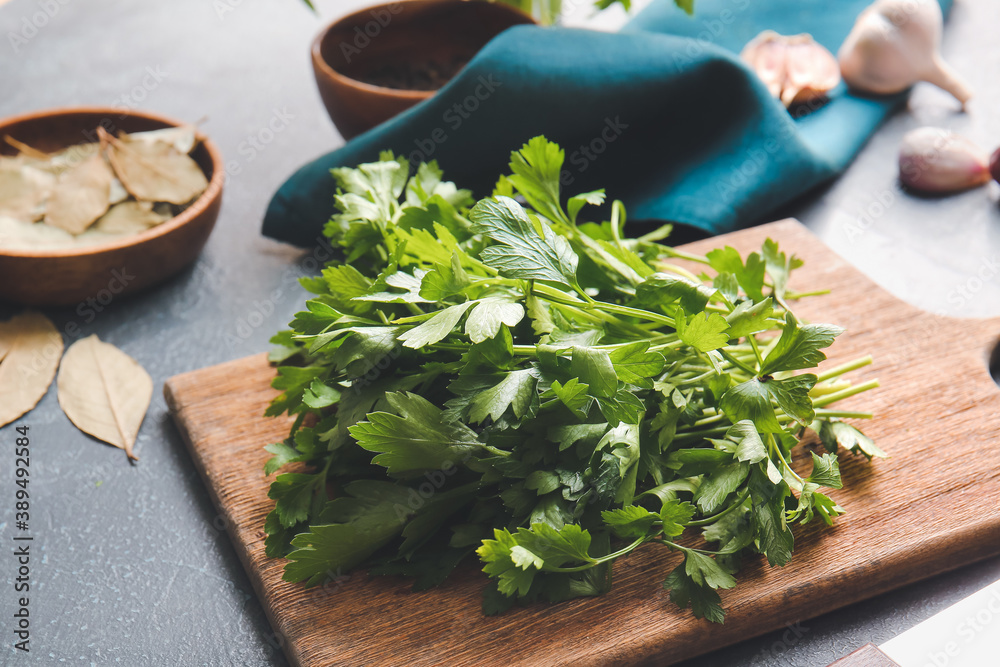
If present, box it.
[596,302,675,327]
[810,380,851,397]
[815,356,873,383]
[785,289,832,300]
[812,380,880,408]
[719,349,757,376]
[685,488,751,527]
[653,263,702,283]
[748,336,765,369]
[542,536,647,573]
[532,284,652,335]
[815,409,873,419]
[660,247,712,266]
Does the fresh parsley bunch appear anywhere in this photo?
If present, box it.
[263,136,883,622]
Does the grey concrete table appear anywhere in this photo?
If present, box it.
[1,0,997,665]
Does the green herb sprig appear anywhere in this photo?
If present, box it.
[263,136,883,622]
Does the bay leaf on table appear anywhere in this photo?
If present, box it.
[0,164,55,222]
[44,152,114,234]
[0,312,64,428]
[0,216,76,250]
[0,320,11,362]
[57,334,152,461]
[93,200,172,235]
[105,130,208,205]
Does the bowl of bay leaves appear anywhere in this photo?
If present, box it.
[0,107,223,306]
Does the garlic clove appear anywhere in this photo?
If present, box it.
[898,127,990,194]
[741,31,839,109]
[839,0,973,108]
[740,31,787,101]
[922,54,974,107]
[782,34,842,107]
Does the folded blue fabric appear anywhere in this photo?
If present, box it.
[263,0,951,247]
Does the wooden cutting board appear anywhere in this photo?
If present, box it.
[165,219,1000,667]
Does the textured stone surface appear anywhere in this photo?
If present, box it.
[0,0,997,665]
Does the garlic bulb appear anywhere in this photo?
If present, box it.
[898,127,990,194]
[838,0,972,107]
[740,31,840,108]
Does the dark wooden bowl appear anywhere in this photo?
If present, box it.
[0,107,224,306]
[312,0,535,140]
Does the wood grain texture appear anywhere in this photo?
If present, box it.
[164,219,1000,667]
[826,644,900,667]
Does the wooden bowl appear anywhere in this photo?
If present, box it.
[0,107,224,306]
[312,0,535,140]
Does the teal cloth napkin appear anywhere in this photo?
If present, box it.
[263,0,951,247]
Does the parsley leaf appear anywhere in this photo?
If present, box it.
[807,452,843,489]
[471,196,579,288]
[675,310,731,352]
[663,564,726,624]
[397,301,473,349]
[601,505,659,538]
[571,346,618,399]
[706,246,767,302]
[468,369,539,423]
[349,392,485,473]
[725,297,774,338]
[466,297,526,344]
[761,313,843,375]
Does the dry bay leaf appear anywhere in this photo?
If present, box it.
[44,153,113,234]
[104,129,207,205]
[39,143,101,176]
[0,312,63,428]
[0,164,55,222]
[109,177,129,204]
[93,200,171,235]
[3,134,49,160]
[129,125,199,154]
[0,216,76,250]
[57,334,152,461]
[73,229,130,247]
